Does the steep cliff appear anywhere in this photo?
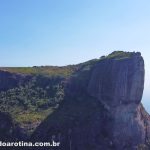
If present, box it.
[31,51,150,150]
[87,52,150,149]
[0,51,149,150]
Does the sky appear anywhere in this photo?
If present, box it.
[0,0,150,111]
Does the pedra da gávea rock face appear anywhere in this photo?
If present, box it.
[32,52,150,150]
[88,52,150,149]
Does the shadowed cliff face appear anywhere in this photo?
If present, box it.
[0,51,149,150]
[87,53,149,149]
[31,52,150,150]
[0,112,28,141]
[88,52,144,105]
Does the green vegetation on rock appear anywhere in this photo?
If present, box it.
[106,51,133,59]
[0,75,65,135]
[0,66,76,77]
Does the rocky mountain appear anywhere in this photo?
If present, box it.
[0,51,149,150]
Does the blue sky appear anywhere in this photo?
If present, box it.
[0,0,150,111]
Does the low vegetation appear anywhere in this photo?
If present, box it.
[0,65,76,77]
[0,75,64,133]
[98,51,136,61]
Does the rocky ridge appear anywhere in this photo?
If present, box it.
[0,51,149,150]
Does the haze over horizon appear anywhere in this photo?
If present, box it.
[0,0,150,112]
